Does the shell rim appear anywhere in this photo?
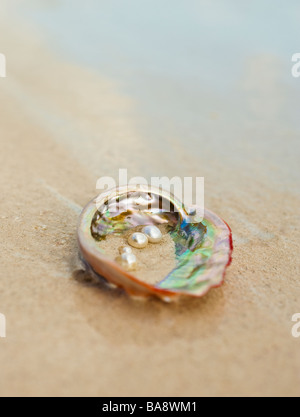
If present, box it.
[77,185,233,299]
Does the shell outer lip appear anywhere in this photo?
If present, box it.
[77,185,233,301]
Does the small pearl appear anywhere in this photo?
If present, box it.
[142,225,162,243]
[119,246,133,255]
[128,232,148,249]
[116,252,137,271]
[186,206,197,216]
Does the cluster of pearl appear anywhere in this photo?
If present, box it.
[116,246,137,271]
[116,225,162,271]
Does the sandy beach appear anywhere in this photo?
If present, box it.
[0,1,299,396]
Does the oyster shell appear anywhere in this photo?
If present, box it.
[77,185,233,301]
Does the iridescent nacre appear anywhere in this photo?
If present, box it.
[77,185,233,301]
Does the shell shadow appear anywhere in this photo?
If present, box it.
[72,268,226,347]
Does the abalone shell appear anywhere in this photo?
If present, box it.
[77,185,232,301]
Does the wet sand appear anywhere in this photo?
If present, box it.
[0,1,299,396]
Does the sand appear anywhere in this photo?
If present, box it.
[0,2,299,397]
[97,224,176,286]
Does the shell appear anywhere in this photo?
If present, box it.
[77,185,233,301]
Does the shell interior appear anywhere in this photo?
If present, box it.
[78,186,232,298]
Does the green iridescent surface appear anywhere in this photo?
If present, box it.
[89,188,232,296]
[158,217,225,292]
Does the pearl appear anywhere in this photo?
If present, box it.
[116,252,137,271]
[142,225,162,243]
[128,232,148,249]
[119,246,133,255]
[186,206,197,216]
